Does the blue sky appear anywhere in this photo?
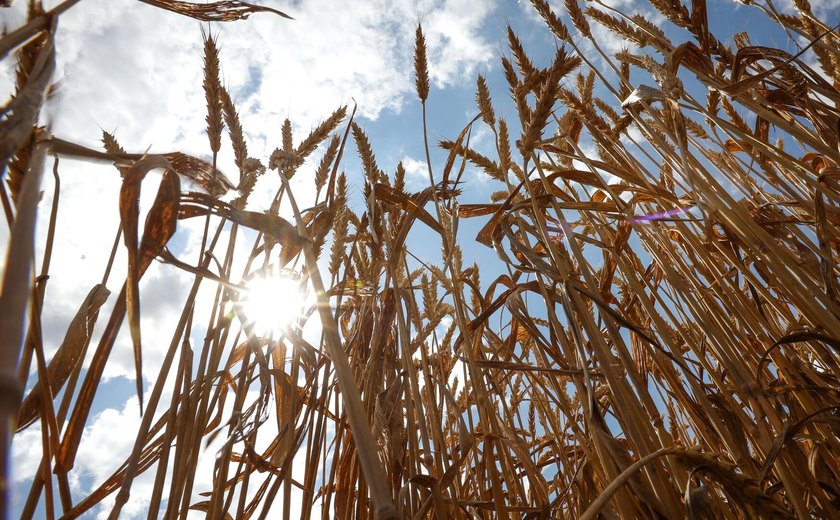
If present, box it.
[2,0,839,517]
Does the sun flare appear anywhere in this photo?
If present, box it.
[237,270,305,336]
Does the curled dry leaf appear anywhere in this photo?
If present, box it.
[164,152,235,197]
[138,0,291,21]
[40,138,235,196]
[179,192,305,248]
[373,183,443,235]
[16,284,110,432]
[620,84,665,108]
[120,159,181,414]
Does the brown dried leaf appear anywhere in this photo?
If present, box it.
[119,157,177,413]
[188,501,234,520]
[179,192,304,246]
[16,284,110,432]
[139,0,291,21]
[373,183,443,235]
[164,152,234,197]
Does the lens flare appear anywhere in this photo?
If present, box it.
[237,270,304,337]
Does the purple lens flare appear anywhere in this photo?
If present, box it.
[630,205,694,224]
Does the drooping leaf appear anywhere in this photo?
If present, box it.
[118,156,176,414]
[179,192,304,247]
[16,284,110,432]
[373,183,442,235]
[164,152,234,197]
[138,0,291,21]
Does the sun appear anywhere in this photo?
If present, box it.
[236,269,305,337]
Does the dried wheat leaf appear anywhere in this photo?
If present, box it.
[373,183,442,235]
[119,157,176,414]
[16,284,110,432]
[164,152,234,197]
[179,193,304,247]
[139,0,291,21]
[621,84,665,108]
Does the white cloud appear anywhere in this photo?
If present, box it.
[72,398,143,486]
[10,424,42,485]
[66,392,166,519]
[29,0,498,157]
[400,154,429,185]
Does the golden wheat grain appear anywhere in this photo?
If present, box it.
[201,30,223,159]
[414,24,429,103]
[219,85,247,174]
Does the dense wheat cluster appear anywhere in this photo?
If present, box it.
[2,0,840,518]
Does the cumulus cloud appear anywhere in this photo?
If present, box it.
[22,0,498,155]
[400,155,429,186]
[11,425,42,485]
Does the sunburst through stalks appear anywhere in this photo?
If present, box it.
[236,268,304,337]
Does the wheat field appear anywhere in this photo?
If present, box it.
[2,0,840,518]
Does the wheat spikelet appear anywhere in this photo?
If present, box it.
[439,140,503,181]
[683,116,710,140]
[296,105,347,161]
[616,50,672,90]
[519,83,559,157]
[351,122,380,183]
[14,26,44,93]
[268,118,298,175]
[594,97,621,125]
[564,0,591,38]
[314,134,340,193]
[100,131,125,155]
[585,7,648,47]
[558,87,612,142]
[719,95,751,134]
[792,0,813,16]
[218,85,247,174]
[799,16,839,82]
[629,14,668,49]
[501,55,531,127]
[201,29,223,156]
[233,157,264,208]
[7,25,48,203]
[647,0,692,29]
[328,176,348,276]
[414,24,429,102]
[101,130,130,177]
[576,71,595,106]
[520,49,583,156]
[530,0,571,43]
[475,75,495,128]
[281,118,293,153]
[498,118,513,181]
[507,26,537,80]
[394,161,406,193]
